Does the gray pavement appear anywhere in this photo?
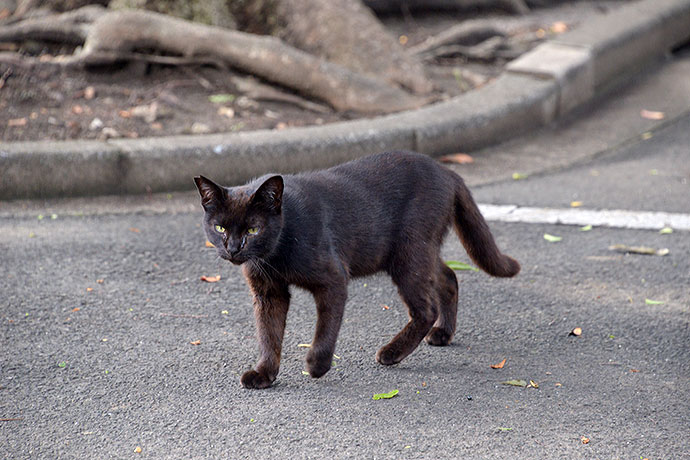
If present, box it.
[2,52,689,459]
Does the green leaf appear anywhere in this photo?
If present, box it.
[659,227,673,234]
[501,379,527,387]
[579,225,592,232]
[512,172,528,180]
[57,362,67,368]
[543,233,562,243]
[645,299,665,305]
[445,261,479,272]
[497,427,513,431]
[373,389,399,400]
[208,94,235,104]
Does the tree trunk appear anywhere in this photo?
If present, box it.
[272,0,433,94]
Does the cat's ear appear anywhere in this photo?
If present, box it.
[251,175,283,212]
[194,176,225,208]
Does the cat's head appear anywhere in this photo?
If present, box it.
[194,175,284,265]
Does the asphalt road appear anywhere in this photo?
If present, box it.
[2,59,689,459]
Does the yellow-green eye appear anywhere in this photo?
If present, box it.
[214,224,225,233]
[247,227,259,235]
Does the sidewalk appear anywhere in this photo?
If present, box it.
[1,0,689,200]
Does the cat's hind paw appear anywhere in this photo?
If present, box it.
[424,327,453,346]
[240,369,274,389]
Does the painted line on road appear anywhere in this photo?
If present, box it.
[478,204,690,231]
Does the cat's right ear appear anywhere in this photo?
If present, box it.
[194,176,225,208]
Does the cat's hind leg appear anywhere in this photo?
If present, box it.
[425,261,458,346]
[377,262,439,365]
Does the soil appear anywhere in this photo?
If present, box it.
[0,1,622,143]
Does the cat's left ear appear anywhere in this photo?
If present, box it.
[252,175,283,212]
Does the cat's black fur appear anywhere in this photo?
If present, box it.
[194,151,520,389]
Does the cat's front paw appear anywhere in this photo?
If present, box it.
[240,369,274,389]
[306,348,332,378]
[375,345,402,366]
[425,327,453,346]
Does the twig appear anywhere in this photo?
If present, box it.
[1,417,24,422]
[159,313,208,319]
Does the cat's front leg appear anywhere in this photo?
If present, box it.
[241,284,290,389]
[306,282,348,378]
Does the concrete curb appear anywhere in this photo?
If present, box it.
[1,0,689,200]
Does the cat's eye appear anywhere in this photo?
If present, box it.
[247,227,259,235]
[214,224,226,233]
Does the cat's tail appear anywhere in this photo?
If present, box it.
[451,174,520,277]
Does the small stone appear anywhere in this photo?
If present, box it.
[89,118,104,131]
[100,127,121,139]
[190,122,211,134]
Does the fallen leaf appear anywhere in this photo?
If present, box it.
[491,358,507,369]
[84,86,96,100]
[529,380,539,388]
[72,307,80,312]
[445,260,479,271]
[501,379,527,387]
[128,227,141,233]
[570,201,583,208]
[200,275,221,283]
[630,369,640,373]
[8,117,27,127]
[297,343,311,348]
[579,225,593,232]
[439,153,474,164]
[641,132,653,140]
[497,427,513,431]
[221,310,229,315]
[118,110,131,118]
[640,109,665,120]
[373,389,399,400]
[659,227,673,234]
[609,244,668,256]
[134,446,142,453]
[301,370,310,375]
[580,436,590,444]
[550,21,568,33]
[190,340,201,345]
[381,304,390,310]
[543,233,562,243]
[86,287,93,292]
[57,361,67,368]
[209,94,236,104]
[205,240,215,248]
[645,299,664,305]
[512,172,528,180]
[570,327,582,336]
[96,279,104,284]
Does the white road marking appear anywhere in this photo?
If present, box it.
[478,204,690,231]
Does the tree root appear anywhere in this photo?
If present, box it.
[363,0,530,15]
[0,6,428,114]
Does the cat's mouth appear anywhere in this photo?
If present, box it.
[221,252,247,265]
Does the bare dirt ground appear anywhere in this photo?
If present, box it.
[0,1,622,143]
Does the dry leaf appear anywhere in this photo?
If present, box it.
[134,446,142,453]
[205,240,215,248]
[84,86,96,100]
[439,153,474,164]
[72,307,80,312]
[86,287,93,292]
[129,227,141,233]
[550,21,568,33]
[381,304,390,310]
[200,275,221,283]
[580,436,590,444]
[640,109,665,120]
[529,380,539,388]
[570,201,583,208]
[491,358,507,369]
[190,340,201,346]
[8,117,27,127]
[570,327,582,336]
[119,110,131,118]
[96,279,104,284]
[630,369,640,373]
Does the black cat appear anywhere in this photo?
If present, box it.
[194,151,519,389]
